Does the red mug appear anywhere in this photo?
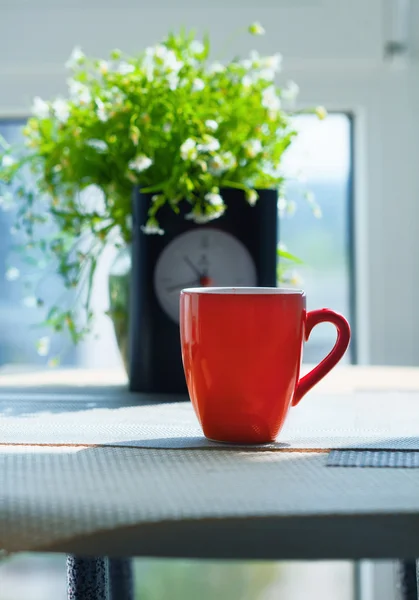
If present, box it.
[180,287,351,444]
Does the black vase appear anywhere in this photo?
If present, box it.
[129,187,279,394]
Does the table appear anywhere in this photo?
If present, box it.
[0,365,419,599]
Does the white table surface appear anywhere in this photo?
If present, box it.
[1,365,419,560]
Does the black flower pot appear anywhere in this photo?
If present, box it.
[129,187,278,394]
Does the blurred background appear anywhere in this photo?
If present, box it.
[0,0,417,598]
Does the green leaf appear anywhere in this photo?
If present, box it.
[277,248,304,264]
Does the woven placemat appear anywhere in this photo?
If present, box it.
[1,391,419,451]
[1,447,419,554]
[327,450,419,468]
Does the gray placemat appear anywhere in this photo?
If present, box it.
[2,447,419,555]
[2,391,419,450]
[327,450,419,468]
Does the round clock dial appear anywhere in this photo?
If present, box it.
[153,228,257,323]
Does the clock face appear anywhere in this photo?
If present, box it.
[153,228,257,323]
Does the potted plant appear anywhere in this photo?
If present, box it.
[0,22,324,369]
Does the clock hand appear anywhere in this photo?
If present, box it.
[166,279,200,293]
[183,256,202,278]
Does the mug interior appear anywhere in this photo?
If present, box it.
[181,287,305,295]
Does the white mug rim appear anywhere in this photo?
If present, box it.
[181,286,305,296]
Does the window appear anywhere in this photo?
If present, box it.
[1,114,354,368]
[0,120,82,365]
[281,113,354,364]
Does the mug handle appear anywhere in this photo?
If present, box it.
[292,309,351,406]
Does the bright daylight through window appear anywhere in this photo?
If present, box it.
[281,112,353,364]
[0,113,354,368]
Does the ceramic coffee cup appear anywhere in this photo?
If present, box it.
[180,287,350,444]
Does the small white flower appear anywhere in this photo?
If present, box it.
[286,200,296,216]
[190,40,205,55]
[207,62,225,75]
[241,58,253,70]
[208,152,236,175]
[32,96,50,119]
[242,53,281,83]
[141,222,164,235]
[163,122,172,133]
[185,207,225,223]
[1,155,16,168]
[117,61,135,75]
[197,135,220,153]
[278,197,287,215]
[192,78,205,92]
[261,124,270,135]
[180,138,198,161]
[96,99,108,122]
[212,207,225,219]
[36,336,50,357]
[167,72,179,90]
[205,192,224,207]
[157,46,182,71]
[0,192,14,211]
[313,206,322,218]
[221,152,236,170]
[246,190,258,206]
[68,80,91,105]
[258,68,276,82]
[221,152,237,171]
[144,45,183,79]
[205,119,218,132]
[86,139,108,152]
[166,51,183,73]
[5,267,20,281]
[243,139,262,158]
[125,215,133,230]
[305,191,322,218]
[315,106,327,120]
[282,271,303,287]
[52,98,70,123]
[261,86,281,113]
[247,50,261,67]
[65,46,85,70]
[261,54,282,72]
[208,156,224,176]
[242,75,253,88]
[282,80,299,101]
[263,160,282,178]
[23,296,37,308]
[105,86,125,105]
[98,60,110,74]
[185,211,212,224]
[128,155,153,173]
[249,22,265,35]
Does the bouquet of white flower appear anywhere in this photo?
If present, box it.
[0,22,324,347]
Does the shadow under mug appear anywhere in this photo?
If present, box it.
[180,287,351,444]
